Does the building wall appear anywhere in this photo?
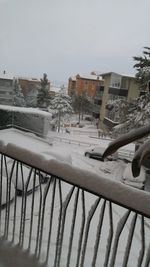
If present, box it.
[110,73,122,88]
[99,74,111,125]
[68,78,76,96]
[127,78,139,101]
[18,78,42,96]
[99,73,139,128]
[0,78,14,105]
[68,74,103,98]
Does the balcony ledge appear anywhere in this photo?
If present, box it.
[0,128,150,218]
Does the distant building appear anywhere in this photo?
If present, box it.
[68,73,104,98]
[0,71,14,105]
[18,77,52,107]
[18,77,50,97]
[97,72,140,129]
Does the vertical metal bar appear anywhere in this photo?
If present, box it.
[37,175,53,259]
[28,169,36,251]
[55,186,75,267]
[91,200,106,267]
[137,216,145,267]
[5,160,15,239]
[109,210,131,267]
[122,213,137,267]
[19,162,25,246]
[4,156,9,238]
[80,197,100,267]
[66,188,79,267]
[54,180,63,267]
[21,167,34,247]
[45,176,57,264]
[144,244,150,267]
[75,190,86,267]
[35,171,43,257]
[103,202,114,267]
[12,161,19,243]
[0,154,3,234]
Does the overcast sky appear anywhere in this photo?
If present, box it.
[0,0,150,83]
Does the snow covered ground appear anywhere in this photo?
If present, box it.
[0,127,150,267]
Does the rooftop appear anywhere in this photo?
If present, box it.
[101,71,136,79]
[70,73,103,81]
[0,71,14,80]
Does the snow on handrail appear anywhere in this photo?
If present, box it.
[1,142,150,218]
[0,141,150,267]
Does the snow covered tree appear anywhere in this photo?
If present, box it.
[106,98,130,123]
[49,89,73,132]
[25,88,38,107]
[133,47,150,91]
[112,93,150,137]
[111,47,150,137]
[13,79,26,107]
[71,90,94,123]
[37,73,51,109]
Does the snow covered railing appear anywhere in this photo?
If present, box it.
[0,142,150,267]
[51,135,97,146]
[0,124,48,138]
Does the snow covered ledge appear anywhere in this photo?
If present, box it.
[1,142,150,218]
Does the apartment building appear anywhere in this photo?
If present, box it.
[96,72,140,128]
[18,77,46,97]
[68,73,104,98]
[0,71,14,105]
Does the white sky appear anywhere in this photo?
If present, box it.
[0,0,150,83]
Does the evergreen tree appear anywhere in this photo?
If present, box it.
[133,47,150,91]
[25,88,38,107]
[13,79,26,107]
[37,73,50,109]
[49,89,73,132]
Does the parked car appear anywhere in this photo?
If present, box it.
[84,146,118,161]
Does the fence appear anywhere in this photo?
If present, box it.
[0,144,150,266]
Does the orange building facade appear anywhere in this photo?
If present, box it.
[68,74,104,98]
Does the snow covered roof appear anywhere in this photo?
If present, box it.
[69,74,103,81]
[101,72,121,77]
[0,104,51,117]
[121,74,136,79]
[101,72,136,79]
[18,76,41,82]
[0,71,14,80]
[77,73,103,81]
[69,76,76,81]
[50,86,61,93]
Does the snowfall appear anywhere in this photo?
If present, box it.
[0,123,150,267]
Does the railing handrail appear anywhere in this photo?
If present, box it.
[0,140,150,218]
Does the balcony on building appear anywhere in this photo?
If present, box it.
[108,87,128,97]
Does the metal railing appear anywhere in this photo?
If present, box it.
[0,150,150,267]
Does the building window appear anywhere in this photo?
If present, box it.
[112,82,120,88]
